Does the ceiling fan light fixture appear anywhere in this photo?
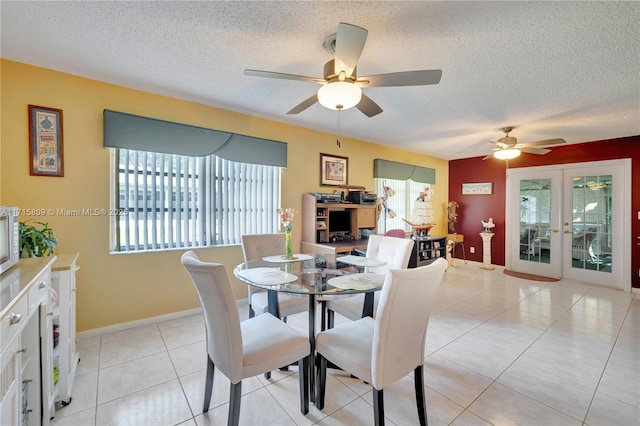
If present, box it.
[317,82,362,111]
[494,148,521,160]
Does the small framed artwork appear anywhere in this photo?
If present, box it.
[462,182,492,195]
[320,153,348,186]
[28,105,64,177]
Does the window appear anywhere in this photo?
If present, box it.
[376,179,430,232]
[112,149,280,252]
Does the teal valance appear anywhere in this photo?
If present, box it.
[373,158,435,184]
[103,110,287,167]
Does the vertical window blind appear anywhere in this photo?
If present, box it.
[376,179,429,232]
[114,149,280,252]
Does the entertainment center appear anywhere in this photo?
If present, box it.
[301,193,448,264]
[301,193,378,254]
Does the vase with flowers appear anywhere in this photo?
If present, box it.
[277,207,297,259]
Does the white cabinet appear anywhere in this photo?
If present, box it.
[0,257,55,426]
[0,333,20,425]
[50,254,79,407]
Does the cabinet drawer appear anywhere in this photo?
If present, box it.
[0,295,28,349]
[28,269,50,312]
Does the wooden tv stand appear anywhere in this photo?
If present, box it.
[301,239,370,255]
[301,193,378,251]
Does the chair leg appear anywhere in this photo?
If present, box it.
[249,304,255,318]
[327,309,335,329]
[414,365,427,426]
[315,353,327,410]
[203,355,215,413]
[298,356,309,415]
[320,300,327,331]
[228,381,242,426]
[373,388,385,426]
[264,371,271,380]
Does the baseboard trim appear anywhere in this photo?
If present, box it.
[77,298,248,339]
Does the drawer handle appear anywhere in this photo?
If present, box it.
[38,281,47,289]
[9,313,22,325]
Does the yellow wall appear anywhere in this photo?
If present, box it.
[1,60,449,331]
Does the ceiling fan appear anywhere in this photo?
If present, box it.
[483,127,566,160]
[243,22,442,117]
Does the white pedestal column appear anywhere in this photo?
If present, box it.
[479,232,495,270]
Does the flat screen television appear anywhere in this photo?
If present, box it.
[329,210,351,234]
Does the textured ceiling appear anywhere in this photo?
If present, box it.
[1,1,639,160]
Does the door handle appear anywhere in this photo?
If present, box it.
[563,230,572,234]
[551,229,559,233]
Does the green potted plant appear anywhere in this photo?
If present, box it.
[19,220,59,257]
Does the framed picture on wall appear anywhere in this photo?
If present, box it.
[320,153,348,186]
[28,105,64,177]
[462,182,492,195]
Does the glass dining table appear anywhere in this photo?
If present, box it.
[234,253,385,402]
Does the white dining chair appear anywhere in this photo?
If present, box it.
[241,233,309,319]
[323,234,414,328]
[181,251,310,425]
[315,258,448,426]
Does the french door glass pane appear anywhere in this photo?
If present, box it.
[519,178,551,264]
[571,174,612,273]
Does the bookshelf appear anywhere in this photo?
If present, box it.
[409,235,446,267]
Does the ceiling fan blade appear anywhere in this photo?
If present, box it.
[244,69,325,84]
[334,23,368,78]
[482,153,495,160]
[520,147,551,155]
[355,94,383,117]
[286,94,319,115]
[358,70,442,87]
[524,138,566,147]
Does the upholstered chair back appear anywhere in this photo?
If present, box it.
[181,251,244,383]
[365,234,415,274]
[371,258,447,389]
[241,233,286,261]
[384,229,406,238]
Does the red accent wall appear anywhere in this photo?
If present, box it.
[449,135,640,288]
[448,158,508,265]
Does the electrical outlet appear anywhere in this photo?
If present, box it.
[470,247,475,254]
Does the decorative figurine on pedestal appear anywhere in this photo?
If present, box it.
[481,218,495,232]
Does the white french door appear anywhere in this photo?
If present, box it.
[506,160,631,291]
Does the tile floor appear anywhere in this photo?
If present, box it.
[51,264,639,425]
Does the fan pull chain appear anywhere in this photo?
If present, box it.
[336,108,342,148]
